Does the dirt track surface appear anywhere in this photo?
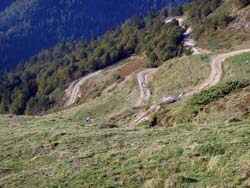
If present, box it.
[132,48,250,126]
[135,69,157,107]
[185,48,250,96]
[65,70,103,106]
[166,17,201,55]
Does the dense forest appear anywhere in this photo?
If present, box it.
[0,8,185,115]
[0,0,191,72]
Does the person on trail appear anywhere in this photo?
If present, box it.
[141,82,144,87]
[86,117,91,124]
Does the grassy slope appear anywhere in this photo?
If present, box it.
[150,54,211,103]
[2,52,250,187]
[155,52,250,126]
[196,2,250,52]
[61,74,138,126]
[59,57,148,126]
[222,52,250,82]
[193,52,250,124]
[1,2,250,185]
[0,115,250,188]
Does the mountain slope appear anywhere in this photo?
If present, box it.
[1,1,250,187]
[1,0,250,116]
[0,46,250,188]
[0,0,191,72]
[0,9,185,115]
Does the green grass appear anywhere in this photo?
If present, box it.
[150,51,250,127]
[59,71,139,126]
[230,52,250,65]
[150,54,211,103]
[59,57,147,126]
[165,52,250,125]
[0,114,250,187]
[1,51,250,188]
[194,1,250,52]
[222,52,250,82]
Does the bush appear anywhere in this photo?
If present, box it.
[100,124,118,129]
[148,52,159,68]
[149,116,158,127]
[190,81,248,106]
[177,80,250,123]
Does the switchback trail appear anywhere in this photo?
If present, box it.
[131,48,250,126]
[185,48,250,96]
[65,17,198,108]
[135,69,157,107]
[134,17,199,108]
[131,16,250,126]
[65,70,103,106]
[131,17,201,125]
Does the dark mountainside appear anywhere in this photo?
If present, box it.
[0,0,191,72]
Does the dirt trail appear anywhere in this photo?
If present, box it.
[135,69,157,107]
[65,17,196,108]
[134,17,193,108]
[131,16,250,126]
[65,70,103,106]
[166,17,201,55]
[131,49,250,126]
[185,48,250,96]
[64,16,250,127]
[183,27,201,55]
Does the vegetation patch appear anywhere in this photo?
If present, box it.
[197,143,226,156]
[230,52,250,65]
[150,54,210,103]
[177,80,250,123]
[1,114,249,187]
[188,0,250,51]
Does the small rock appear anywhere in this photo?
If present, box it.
[226,117,241,124]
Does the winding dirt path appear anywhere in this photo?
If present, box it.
[64,16,250,127]
[185,48,250,96]
[131,16,250,126]
[131,48,250,126]
[65,70,103,106]
[135,69,157,107]
[65,17,196,109]
[166,17,201,55]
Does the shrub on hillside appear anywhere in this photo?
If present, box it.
[177,80,250,123]
[190,81,248,105]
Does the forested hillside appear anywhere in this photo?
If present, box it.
[0,9,185,115]
[1,0,247,115]
[0,0,191,72]
[188,0,250,49]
